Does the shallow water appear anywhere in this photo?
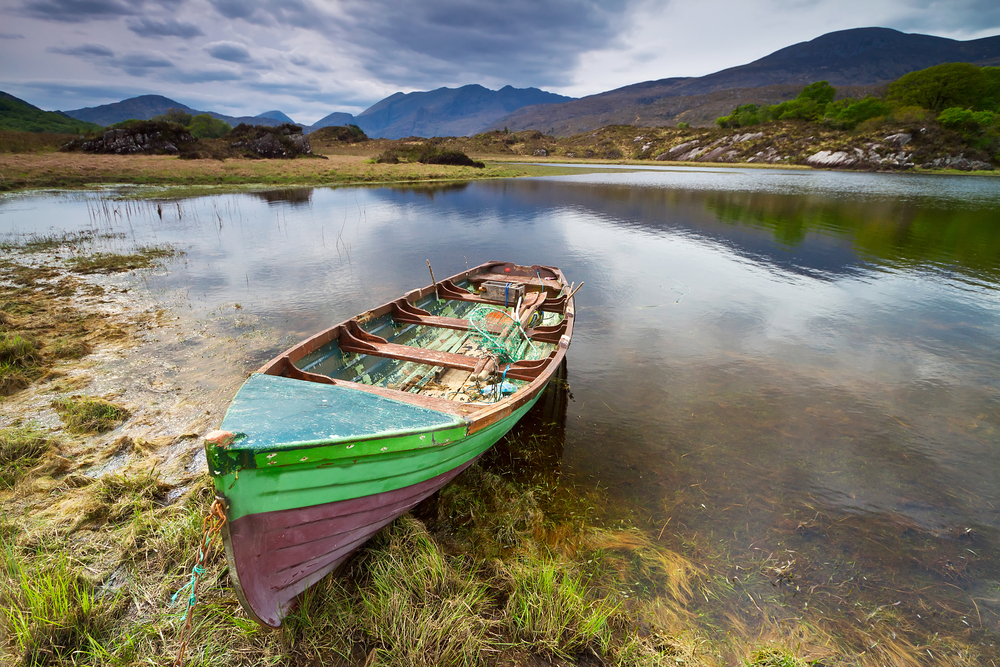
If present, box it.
[3,168,999,656]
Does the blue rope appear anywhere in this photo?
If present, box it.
[171,553,206,614]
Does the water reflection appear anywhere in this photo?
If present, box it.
[250,188,314,206]
[2,168,999,655]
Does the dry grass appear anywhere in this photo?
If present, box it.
[0,152,534,192]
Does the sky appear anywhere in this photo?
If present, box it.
[1,0,999,125]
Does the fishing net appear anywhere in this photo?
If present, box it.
[468,304,528,363]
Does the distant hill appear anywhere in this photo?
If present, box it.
[350,84,574,139]
[63,94,295,129]
[491,27,1000,134]
[256,110,295,123]
[0,91,104,134]
[311,111,357,131]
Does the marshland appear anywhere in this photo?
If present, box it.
[1,167,999,666]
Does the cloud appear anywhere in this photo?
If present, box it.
[16,0,184,22]
[205,40,252,63]
[0,33,26,39]
[888,0,1000,36]
[207,0,318,28]
[18,0,139,22]
[333,0,637,88]
[127,17,203,38]
[47,43,114,57]
[167,68,243,83]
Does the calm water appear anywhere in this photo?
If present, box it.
[3,167,999,656]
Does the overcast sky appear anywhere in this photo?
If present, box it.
[2,0,998,124]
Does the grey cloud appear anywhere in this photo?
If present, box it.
[127,17,204,38]
[205,41,252,63]
[337,0,636,88]
[167,69,243,83]
[207,0,322,29]
[48,43,115,57]
[0,33,26,39]
[17,0,184,22]
[882,0,1000,35]
[19,0,137,22]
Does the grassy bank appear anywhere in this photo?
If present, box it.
[0,152,622,194]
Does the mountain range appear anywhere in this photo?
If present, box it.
[487,27,1000,135]
[10,27,1000,139]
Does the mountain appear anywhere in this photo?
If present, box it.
[0,91,104,134]
[311,111,357,131]
[63,95,292,129]
[350,84,574,139]
[491,27,1000,135]
[256,110,295,123]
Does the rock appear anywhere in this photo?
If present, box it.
[734,132,763,143]
[677,147,706,161]
[883,133,912,147]
[533,148,548,157]
[667,140,699,156]
[641,143,652,152]
[77,122,194,155]
[930,155,993,171]
[229,123,313,159]
[565,152,576,158]
[699,147,731,161]
[805,150,857,167]
[603,149,622,159]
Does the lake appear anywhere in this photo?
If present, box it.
[3,166,998,659]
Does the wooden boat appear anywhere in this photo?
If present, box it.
[203,261,576,628]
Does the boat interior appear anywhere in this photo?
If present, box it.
[265,263,575,405]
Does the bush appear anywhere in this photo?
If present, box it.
[824,96,893,130]
[420,150,484,168]
[676,121,690,129]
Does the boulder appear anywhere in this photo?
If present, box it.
[74,121,195,155]
[929,155,993,171]
[805,150,857,167]
[229,123,314,159]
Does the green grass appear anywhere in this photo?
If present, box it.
[360,516,495,667]
[51,396,130,433]
[0,425,52,488]
[745,646,806,667]
[503,559,620,659]
[0,546,123,666]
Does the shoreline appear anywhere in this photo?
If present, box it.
[1,151,995,196]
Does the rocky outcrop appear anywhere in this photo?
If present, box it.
[73,121,195,155]
[228,123,313,159]
[929,155,994,171]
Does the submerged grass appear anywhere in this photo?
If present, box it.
[66,246,177,274]
[51,396,130,433]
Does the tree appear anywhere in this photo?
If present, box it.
[887,63,992,112]
[188,114,231,138]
